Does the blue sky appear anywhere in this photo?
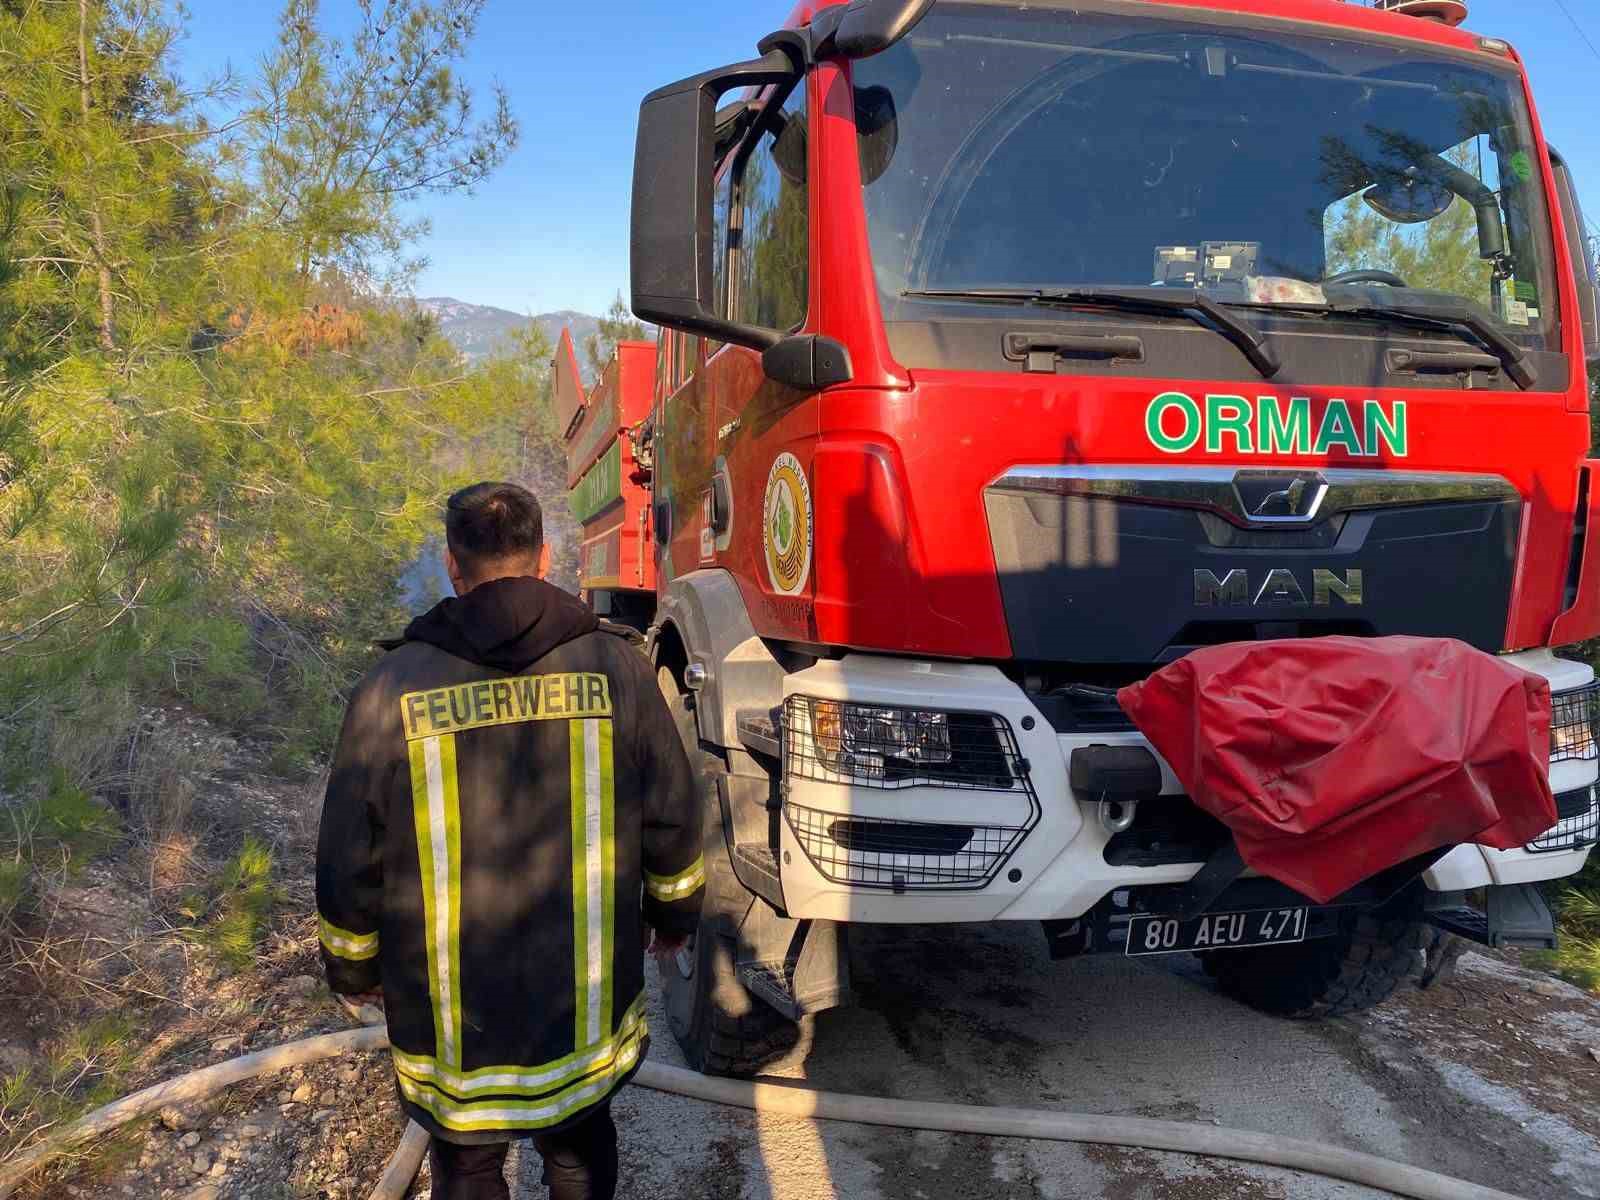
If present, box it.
[179,1,1600,318]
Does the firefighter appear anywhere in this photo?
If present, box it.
[315,481,703,1200]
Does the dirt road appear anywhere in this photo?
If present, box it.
[510,924,1600,1200]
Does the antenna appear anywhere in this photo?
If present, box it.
[1371,0,1469,25]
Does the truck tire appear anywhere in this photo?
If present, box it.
[655,665,797,1075]
[1201,904,1428,1019]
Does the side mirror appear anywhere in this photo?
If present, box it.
[1362,174,1453,225]
[630,46,800,352]
[1550,147,1600,365]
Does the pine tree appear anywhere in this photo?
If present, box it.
[585,292,647,377]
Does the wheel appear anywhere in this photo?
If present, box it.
[1201,900,1428,1019]
[655,665,797,1075]
[1323,268,1408,287]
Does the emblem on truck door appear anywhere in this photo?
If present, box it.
[763,452,813,595]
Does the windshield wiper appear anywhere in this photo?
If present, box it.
[1323,296,1535,389]
[902,286,1281,378]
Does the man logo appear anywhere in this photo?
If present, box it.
[1194,568,1364,607]
[1232,471,1329,522]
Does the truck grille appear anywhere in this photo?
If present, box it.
[784,802,1032,891]
[1526,787,1598,854]
[1551,682,1599,763]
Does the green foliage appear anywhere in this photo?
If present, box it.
[0,0,539,782]
[1534,856,1600,992]
[250,0,518,284]
[0,1013,139,1160]
[181,835,279,971]
[39,769,120,862]
[585,292,647,378]
[1323,142,1496,309]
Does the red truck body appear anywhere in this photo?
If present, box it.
[646,0,1599,660]
[558,330,658,604]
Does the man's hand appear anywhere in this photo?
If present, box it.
[336,988,385,1025]
[647,929,688,968]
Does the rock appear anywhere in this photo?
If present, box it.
[318,1088,337,1106]
[0,1042,34,1075]
[282,974,320,998]
[208,1161,226,1178]
[160,1101,215,1133]
[311,1108,335,1122]
[181,1187,221,1200]
[1588,1046,1600,1066]
[1528,976,1570,998]
[237,1122,263,1139]
[177,1132,202,1150]
[291,1083,314,1104]
[190,1153,211,1175]
[210,1036,242,1054]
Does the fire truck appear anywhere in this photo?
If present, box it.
[594,0,1600,1072]
[556,328,658,619]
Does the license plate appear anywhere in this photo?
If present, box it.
[1125,907,1308,957]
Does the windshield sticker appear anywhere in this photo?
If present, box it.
[763,453,813,595]
[1509,151,1534,183]
[1146,392,1407,458]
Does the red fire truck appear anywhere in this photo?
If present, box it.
[556,328,659,623]
[604,0,1600,1072]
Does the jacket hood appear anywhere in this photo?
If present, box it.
[402,576,598,672]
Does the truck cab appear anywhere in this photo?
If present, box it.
[615,0,1600,1072]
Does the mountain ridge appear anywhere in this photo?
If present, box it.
[415,296,607,370]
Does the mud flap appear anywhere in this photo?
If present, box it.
[733,899,851,1022]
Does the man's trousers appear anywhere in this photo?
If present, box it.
[428,1102,618,1200]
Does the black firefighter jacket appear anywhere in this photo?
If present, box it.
[315,576,703,1142]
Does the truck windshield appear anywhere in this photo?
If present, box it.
[854,2,1561,352]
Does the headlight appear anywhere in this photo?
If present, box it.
[784,697,1025,791]
[807,698,952,780]
[1551,683,1599,763]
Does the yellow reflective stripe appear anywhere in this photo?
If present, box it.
[395,1032,643,1132]
[570,717,616,1048]
[318,916,379,961]
[391,994,646,1097]
[644,855,706,901]
[569,721,589,1052]
[597,719,615,1040]
[411,734,462,1070]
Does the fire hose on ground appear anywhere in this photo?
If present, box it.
[0,1024,1531,1200]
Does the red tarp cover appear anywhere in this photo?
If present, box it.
[1117,637,1556,903]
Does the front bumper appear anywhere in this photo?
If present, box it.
[774,651,1597,924]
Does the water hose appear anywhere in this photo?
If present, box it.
[0,1026,386,1199]
[0,1028,1530,1200]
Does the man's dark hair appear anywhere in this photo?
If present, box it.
[445,482,544,568]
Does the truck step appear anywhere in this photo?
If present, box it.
[731,844,786,913]
[1426,883,1557,951]
[735,707,782,759]
[734,924,851,1022]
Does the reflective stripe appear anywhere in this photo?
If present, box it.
[396,1031,644,1132]
[392,994,647,1098]
[597,719,616,1041]
[644,855,706,901]
[410,734,462,1070]
[570,718,616,1050]
[318,916,379,961]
